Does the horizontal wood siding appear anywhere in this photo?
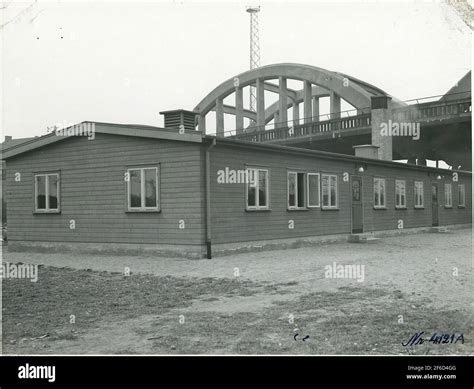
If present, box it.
[362,166,429,231]
[209,143,472,244]
[209,144,353,244]
[6,132,205,245]
[5,135,471,248]
[361,165,471,232]
[438,180,472,226]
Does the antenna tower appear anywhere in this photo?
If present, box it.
[246,6,261,113]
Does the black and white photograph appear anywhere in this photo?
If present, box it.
[0,0,472,386]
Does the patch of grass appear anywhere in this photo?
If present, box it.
[146,287,472,355]
[3,267,472,355]
[2,266,263,347]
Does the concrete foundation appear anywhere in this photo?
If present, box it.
[5,224,471,259]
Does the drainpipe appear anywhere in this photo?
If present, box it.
[205,138,217,259]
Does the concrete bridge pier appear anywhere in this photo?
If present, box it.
[330,91,341,119]
[293,102,300,125]
[215,97,224,136]
[371,96,393,161]
[304,81,312,124]
[235,86,244,134]
[312,96,320,121]
[256,78,265,129]
[278,77,288,126]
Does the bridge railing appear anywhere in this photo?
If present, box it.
[231,96,471,143]
[234,114,371,142]
[393,97,471,122]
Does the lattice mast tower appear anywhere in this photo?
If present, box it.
[246,6,261,113]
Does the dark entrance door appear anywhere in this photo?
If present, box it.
[431,183,439,227]
[351,176,363,233]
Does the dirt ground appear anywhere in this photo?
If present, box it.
[1,228,473,355]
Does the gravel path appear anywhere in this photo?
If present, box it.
[3,228,472,312]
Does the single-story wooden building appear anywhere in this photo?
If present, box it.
[2,120,471,258]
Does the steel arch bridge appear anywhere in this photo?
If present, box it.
[191,63,471,169]
[193,63,404,135]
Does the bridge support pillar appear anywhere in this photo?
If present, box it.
[304,81,312,123]
[293,102,300,125]
[235,86,244,134]
[198,114,206,134]
[417,158,427,166]
[312,97,319,121]
[274,112,280,126]
[330,92,341,119]
[371,96,393,161]
[215,98,224,136]
[256,78,265,129]
[278,77,288,126]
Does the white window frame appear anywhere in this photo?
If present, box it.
[127,167,159,211]
[414,181,424,208]
[307,173,320,208]
[444,183,452,208]
[373,178,386,209]
[287,171,306,209]
[246,168,269,210]
[321,174,338,210]
[458,184,465,207]
[34,173,60,213]
[395,179,406,209]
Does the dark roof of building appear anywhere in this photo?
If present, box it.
[2,121,202,159]
[202,135,472,175]
[1,137,34,149]
[2,121,471,176]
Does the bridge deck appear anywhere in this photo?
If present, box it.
[231,97,471,145]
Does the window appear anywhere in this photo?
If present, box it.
[458,184,465,207]
[35,173,60,212]
[246,168,269,210]
[395,180,406,208]
[374,178,386,209]
[288,172,306,209]
[444,183,452,208]
[352,179,361,202]
[414,181,424,208]
[127,167,159,211]
[322,174,337,209]
[307,173,320,208]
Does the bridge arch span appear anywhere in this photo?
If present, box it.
[193,63,398,135]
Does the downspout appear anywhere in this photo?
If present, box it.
[205,138,217,259]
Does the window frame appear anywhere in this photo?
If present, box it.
[373,178,386,209]
[34,172,60,213]
[458,184,465,208]
[307,172,321,208]
[395,179,407,209]
[444,183,453,208]
[414,181,424,209]
[126,166,160,212]
[321,173,338,210]
[287,171,306,210]
[245,167,270,211]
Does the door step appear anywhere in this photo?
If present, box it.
[430,226,449,233]
[349,233,380,243]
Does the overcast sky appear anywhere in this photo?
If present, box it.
[1,0,471,140]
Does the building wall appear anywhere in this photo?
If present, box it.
[5,132,205,245]
[209,143,471,244]
[360,165,471,232]
[209,144,353,244]
[5,135,471,250]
